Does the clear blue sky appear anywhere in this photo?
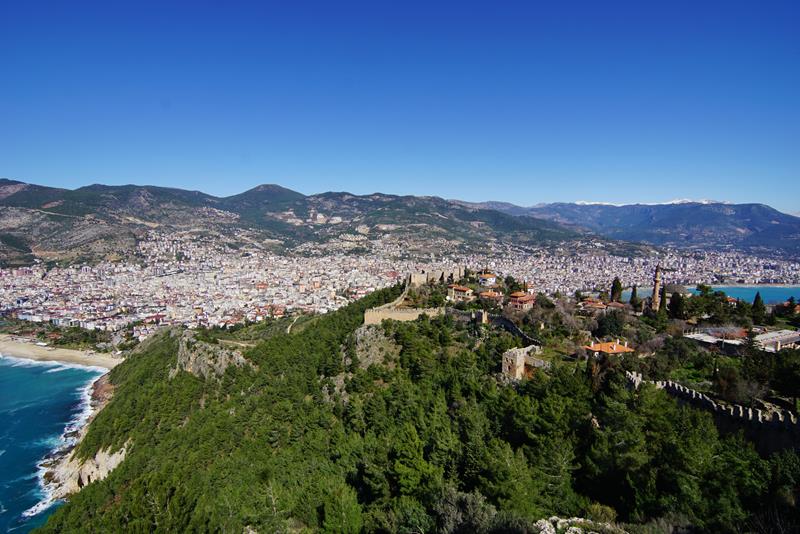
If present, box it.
[1,1,798,210]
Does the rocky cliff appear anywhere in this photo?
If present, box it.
[169,328,252,380]
[42,375,125,501]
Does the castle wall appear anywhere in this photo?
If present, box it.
[626,371,800,454]
[408,266,465,288]
[365,269,464,324]
[363,307,444,325]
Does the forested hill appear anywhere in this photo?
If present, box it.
[40,287,798,533]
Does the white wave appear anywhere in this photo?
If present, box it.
[21,494,63,519]
[0,353,107,374]
[21,374,103,519]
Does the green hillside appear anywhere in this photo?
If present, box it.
[39,287,798,533]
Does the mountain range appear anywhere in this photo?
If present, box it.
[2,178,798,266]
[0,179,579,265]
[455,199,800,255]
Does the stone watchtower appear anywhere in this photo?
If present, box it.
[651,265,663,312]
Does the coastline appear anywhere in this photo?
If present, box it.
[0,341,120,523]
[626,283,800,290]
[0,334,121,369]
[37,373,121,509]
[704,283,800,289]
[21,372,109,519]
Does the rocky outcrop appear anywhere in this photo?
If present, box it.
[169,329,252,380]
[533,516,628,534]
[327,324,401,401]
[47,443,128,499]
[41,374,124,502]
[352,324,401,369]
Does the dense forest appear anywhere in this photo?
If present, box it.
[39,285,800,533]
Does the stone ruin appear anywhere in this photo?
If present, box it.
[502,345,549,380]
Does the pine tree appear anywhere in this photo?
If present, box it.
[322,483,363,534]
[752,291,766,324]
[611,277,623,302]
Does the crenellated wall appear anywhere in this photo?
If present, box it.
[408,267,465,288]
[626,371,800,453]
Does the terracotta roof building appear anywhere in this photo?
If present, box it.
[584,340,634,357]
[477,273,498,286]
[447,284,475,302]
[509,291,536,311]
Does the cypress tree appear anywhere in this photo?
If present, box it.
[752,291,766,324]
[611,277,623,302]
[629,285,640,308]
[658,289,668,316]
[669,292,685,319]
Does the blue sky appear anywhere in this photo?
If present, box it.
[1,1,798,211]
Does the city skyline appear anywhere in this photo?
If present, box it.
[2,1,798,211]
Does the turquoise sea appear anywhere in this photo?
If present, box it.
[622,286,800,304]
[0,355,104,533]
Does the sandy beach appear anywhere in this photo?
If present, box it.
[0,334,121,369]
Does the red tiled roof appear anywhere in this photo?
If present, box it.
[584,341,634,354]
[449,285,472,292]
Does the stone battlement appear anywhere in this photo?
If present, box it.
[408,266,465,288]
[626,371,800,430]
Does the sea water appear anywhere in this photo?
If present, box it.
[621,286,800,304]
[0,355,104,533]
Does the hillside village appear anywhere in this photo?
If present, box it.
[357,266,800,449]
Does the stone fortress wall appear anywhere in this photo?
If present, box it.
[626,371,800,453]
[364,268,545,343]
[364,306,444,325]
[364,273,446,325]
[408,266,465,288]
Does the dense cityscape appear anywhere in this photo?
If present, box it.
[2,230,798,340]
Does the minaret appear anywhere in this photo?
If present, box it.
[651,265,663,312]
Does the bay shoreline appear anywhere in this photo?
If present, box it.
[0,334,121,369]
[0,340,120,522]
